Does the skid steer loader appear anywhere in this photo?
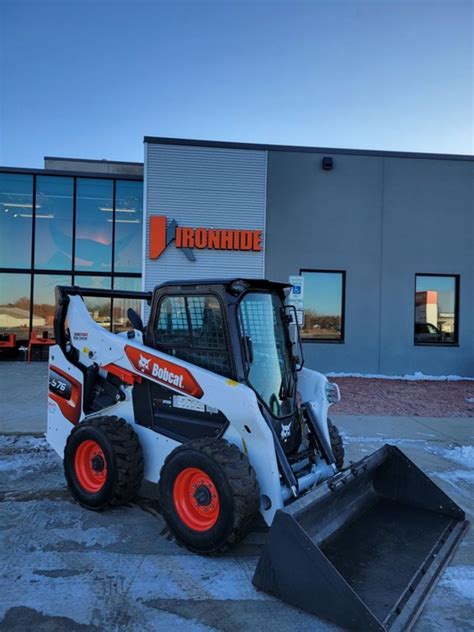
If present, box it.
[47,279,467,631]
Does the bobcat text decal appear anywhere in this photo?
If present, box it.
[125,345,204,399]
[149,215,263,261]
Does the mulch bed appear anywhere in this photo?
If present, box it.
[329,377,474,417]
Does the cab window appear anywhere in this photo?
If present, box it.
[154,294,232,378]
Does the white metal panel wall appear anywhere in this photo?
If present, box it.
[143,143,267,301]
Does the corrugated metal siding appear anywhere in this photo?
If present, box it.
[144,144,267,300]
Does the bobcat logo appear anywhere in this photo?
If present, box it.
[138,354,150,372]
[280,422,292,441]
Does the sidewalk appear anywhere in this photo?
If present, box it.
[0,362,48,434]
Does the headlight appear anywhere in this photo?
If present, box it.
[325,382,341,404]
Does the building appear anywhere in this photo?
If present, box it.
[0,157,144,344]
[1,138,473,376]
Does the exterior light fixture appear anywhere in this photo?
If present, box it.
[322,157,333,171]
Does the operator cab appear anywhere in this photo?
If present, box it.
[143,278,304,454]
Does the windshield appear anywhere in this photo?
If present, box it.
[238,292,295,418]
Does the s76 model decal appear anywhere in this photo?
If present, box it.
[125,345,204,399]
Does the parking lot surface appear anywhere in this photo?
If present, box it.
[1,413,473,631]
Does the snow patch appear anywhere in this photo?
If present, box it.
[326,371,474,381]
[436,469,474,485]
[439,566,474,600]
[438,445,474,469]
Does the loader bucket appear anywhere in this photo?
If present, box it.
[253,444,468,631]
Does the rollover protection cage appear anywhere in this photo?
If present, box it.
[253,445,468,631]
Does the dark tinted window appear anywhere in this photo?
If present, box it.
[75,179,113,272]
[415,275,458,345]
[0,173,33,268]
[32,274,71,336]
[0,273,31,339]
[300,270,345,341]
[34,176,73,270]
[112,276,143,333]
[155,294,231,377]
[114,180,143,273]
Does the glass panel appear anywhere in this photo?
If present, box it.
[32,274,70,337]
[112,276,142,333]
[300,271,344,341]
[76,275,111,329]
[114,180,143,273]
[0,273,31,340]
[75,179,113,272]
[156,296,190,345]
[187,296,227,350]
[154,294,232,377]
[0,173,33,268]
[415,276,458,344]
[34,176,73,270]
[239,292,294,417]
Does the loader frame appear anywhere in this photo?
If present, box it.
[49,281,337,525]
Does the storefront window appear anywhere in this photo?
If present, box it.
[0,273,31,339]
[76,275,112,329]
[75,179,113,272]
[0,173,33,268]
[34,177,74,270]
[415,275,459,345]
[300,270,345,342]
[112,276,143,332]
[32,274,71,337]
[114,180,143,273]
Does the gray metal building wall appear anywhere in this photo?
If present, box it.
[144,143,266,304]
[265,150,474,376]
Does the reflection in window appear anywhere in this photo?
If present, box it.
[32,274,70,337]
[0,273,31,339]
[75,179,113,272]
[76,275,111,329]
[112,276,143,332]
[35,177,73,270]
[114,180,143,273]
[300,271,345,341]
[415,275,459,345]
[0,173,33,268]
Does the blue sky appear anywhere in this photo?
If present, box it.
[1,0,472,168]
[416,275,456,312]
[304,272,343,315]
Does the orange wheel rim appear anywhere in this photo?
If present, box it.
[74,440,108,493]
[173,467,220,532]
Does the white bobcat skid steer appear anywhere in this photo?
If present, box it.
[47,280,467,631]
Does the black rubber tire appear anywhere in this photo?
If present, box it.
[159,438,260,554]
[64,415,144,510]
[328,418,345,470]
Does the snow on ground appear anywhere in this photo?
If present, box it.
[441,445,474,468]
[439,566,474,601]
[1,428,473,631]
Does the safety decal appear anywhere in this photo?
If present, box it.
[48,366,82,425]
[73,332,88,341]
[125,345,204,399]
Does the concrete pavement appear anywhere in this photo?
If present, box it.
[0,362,48,434]
[0,362,473,630]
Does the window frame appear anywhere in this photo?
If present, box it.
[299,269,346,344]
[414,273,460,347]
